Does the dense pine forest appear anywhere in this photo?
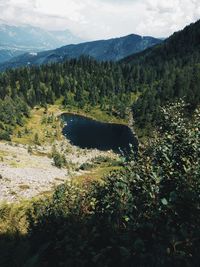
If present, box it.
[0,57,138,141]
[0,20,200,267]
[1,21,200,140]
[1,54,200,140]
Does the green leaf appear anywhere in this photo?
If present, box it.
[161,198,168,205]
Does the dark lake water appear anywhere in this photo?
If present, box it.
[61,114,137,153]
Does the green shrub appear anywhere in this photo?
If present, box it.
[79,162,94,171]
[52,148,66,168]
[0,122,5,130]
[0,130,11,141]
[27,145,32,154]
[33,133,40,145]
[53,153,65,168]
[17,130,22,138]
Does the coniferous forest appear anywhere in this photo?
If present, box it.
[0,19,200,267]
[1,21,200,140]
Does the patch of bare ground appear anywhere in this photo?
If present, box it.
[0,140,116,203]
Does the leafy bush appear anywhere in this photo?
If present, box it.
[0,122,5,129]
[0,130,11,141]
[79,162,94,171]
[52,148,66,168]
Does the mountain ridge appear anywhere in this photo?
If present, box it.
[0,33,162,70]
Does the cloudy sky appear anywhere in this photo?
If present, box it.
[0,0,200,40]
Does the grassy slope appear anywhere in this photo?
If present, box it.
[12,106,62,145]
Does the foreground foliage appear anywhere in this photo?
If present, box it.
[0,102,199,266]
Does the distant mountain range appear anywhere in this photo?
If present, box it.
[0,24,84,63]
[0,34,162,70]
[0,49,24,63]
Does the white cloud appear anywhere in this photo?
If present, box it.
[0,0,200,40]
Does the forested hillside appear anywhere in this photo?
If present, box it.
[124,20,200,65]
[122,20,200,131]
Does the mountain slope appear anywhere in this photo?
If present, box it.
[0,34,162,70]
[122,19,200,65]
[0,49,25,63]
[120,19,200,131]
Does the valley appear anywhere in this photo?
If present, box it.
[0,24,84,64]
